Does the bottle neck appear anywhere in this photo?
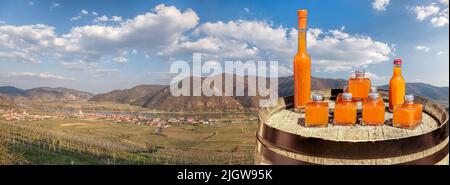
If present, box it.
[404,102,414,108]
[393,66,402,76]
[298,29,307,53]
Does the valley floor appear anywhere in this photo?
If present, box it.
[0,103,258,165]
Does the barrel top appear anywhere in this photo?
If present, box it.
[262,89,444,142]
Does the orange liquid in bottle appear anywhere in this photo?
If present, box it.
[334,93,357,126]
[305,94,329,127]
[393,95,422,129]
[348,69,371,101]
[362,93,385,126]
[293,10,311,111]
[389,59,406,112]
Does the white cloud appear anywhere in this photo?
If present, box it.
[89,69,120,77]
[365,71,386,80]
[373,0,390,11]
[0,24,58,63]
[164,20,393,73]
[60,60,97,70]
[65,4,198,57]
[93,15,109,22]
[431,15,449,26]
[437,51,445,55]
[113,56,128,64]
[416,45,431,52]
[70,16,82,21]
[50,2,61,11]
[70,10,92,21]
[1,72,74,80]
[412,4,440,21]
[0,4,199,73]
[0,51,40,64]
[431,8,449,26]
[411,2,448,27]
[81,10,89,15]
[93,15,123,22]
[0,3,393,77]
[111,16,123,22]
[92,11,98,16]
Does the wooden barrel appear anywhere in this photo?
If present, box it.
[255,89,449,165]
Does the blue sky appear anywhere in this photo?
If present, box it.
[0,0,448,93]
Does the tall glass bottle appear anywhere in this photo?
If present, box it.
[293,10,311,112]
[389,59,406,112]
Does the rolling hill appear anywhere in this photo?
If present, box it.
[90,74,348,111]
[379,83,449,102]
[0,86,94,103]
[90,74,448,111]
[89,85,166,104]
[3,75,447,110]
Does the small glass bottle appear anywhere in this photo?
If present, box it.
[363,86,383,103]
[362,92,385,126]
[348,69,371,101]
[336,86,348,103]
[393,95,423,129]
[334,93,357,126]
[305,94,329,127]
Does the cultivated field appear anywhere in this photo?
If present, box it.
[0,107,257,165]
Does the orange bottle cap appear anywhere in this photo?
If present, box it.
[297,10,308,29]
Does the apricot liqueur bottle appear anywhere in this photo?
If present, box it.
[305,94,329,127]
[293,9,311,112]
[348,69,371,101]
[334,93,357,126]
[363,86,383,103]
[393,95,423,129]
[336,86,348,103]
[389,59,406,112]
[362,92,385,126]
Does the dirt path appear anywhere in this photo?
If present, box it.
[202,132,218,141]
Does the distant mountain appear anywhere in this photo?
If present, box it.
[0,86,94,103]
[91,74,448,111]
[4,75,447,110]
[379,83,449,103]
[278,76,348,97]
[132,76,243,111]
[90,85,166,104]
[0,86,25,95]
[90,74,347,111]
